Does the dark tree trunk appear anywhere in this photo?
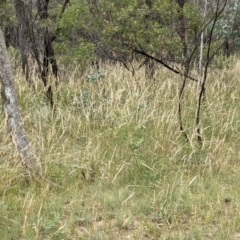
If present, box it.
[175,0,188,62]
[36,0,70,108]
[224,39,230,58]
[13,0,32,82]
[14,0,55,107]
[36,0,55,108]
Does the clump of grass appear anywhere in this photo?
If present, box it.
[0,60,240,239]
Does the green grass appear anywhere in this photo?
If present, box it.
[1,61,240,239]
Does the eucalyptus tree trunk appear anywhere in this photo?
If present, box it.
[198,0,208,89]
[36,0,58,107]
[13,0,37,83]
[175,0,188,62]
[0,29,41,176]
[13,0,55,107]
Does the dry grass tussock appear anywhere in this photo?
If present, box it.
[1,60,240,239]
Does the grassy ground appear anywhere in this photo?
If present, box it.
[1,60,240,239]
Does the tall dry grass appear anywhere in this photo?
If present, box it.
[0,60,240,239]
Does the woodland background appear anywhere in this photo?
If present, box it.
[1,0,240,239]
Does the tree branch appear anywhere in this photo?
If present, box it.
[127,43,198,82]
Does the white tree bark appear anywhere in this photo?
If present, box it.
[198,0,208,89]
[0,29,41,176]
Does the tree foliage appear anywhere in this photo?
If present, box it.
[1,0,239,68]
[0,0,239,167]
